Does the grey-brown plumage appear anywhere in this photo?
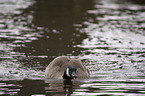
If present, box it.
[45,56,90,79]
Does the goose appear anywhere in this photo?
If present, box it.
[45,56,90,79]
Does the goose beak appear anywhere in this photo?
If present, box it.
[73,75,77,79]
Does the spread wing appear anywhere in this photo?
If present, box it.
[69,58,90,78]
[45,56,90,79]
[45,56,70,79]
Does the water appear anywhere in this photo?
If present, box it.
[0,0,145,95]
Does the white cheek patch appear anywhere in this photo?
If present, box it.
[66,68,71,77]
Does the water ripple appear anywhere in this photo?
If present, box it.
[0,0,145,95]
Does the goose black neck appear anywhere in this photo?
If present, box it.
[63,71,73,79]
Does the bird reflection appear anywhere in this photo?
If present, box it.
[63,79,73,96]
[16,78,82,96]
[44,79,82,96]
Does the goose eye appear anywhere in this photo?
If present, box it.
[71,72,77,78]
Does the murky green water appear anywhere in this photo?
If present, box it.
[0,0,145,95]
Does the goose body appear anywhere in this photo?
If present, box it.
[45,56,90,79]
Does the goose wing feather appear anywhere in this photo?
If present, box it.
[45,56,70,79]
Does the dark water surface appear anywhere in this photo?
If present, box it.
[0,0,145,95]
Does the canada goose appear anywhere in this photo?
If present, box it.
[45,56,90,79]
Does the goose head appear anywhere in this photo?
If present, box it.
[63,66,77,79]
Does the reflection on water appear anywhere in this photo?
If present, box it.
[0,79,85,96]
[1,78,145,96]
[0,0,145,95]
[77,0,145,80]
